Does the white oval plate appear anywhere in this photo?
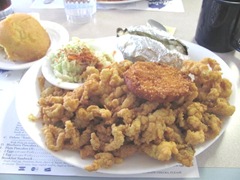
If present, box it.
[97,0,143,5]
[0,20,69,70]
[15,38,238,175]
[41,38,124,90]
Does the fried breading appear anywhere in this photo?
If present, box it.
[37,59,235,171]
[123,61,192,102]
[141,141,178,161]
[85,152,123,172]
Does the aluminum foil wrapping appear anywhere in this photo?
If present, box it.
[116,25,189,69]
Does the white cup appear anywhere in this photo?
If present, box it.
[63,0,96,24]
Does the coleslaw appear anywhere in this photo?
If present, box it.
[50,37,114,83]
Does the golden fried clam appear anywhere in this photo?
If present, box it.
[37,58,235,171]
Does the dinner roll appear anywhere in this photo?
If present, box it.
[0,13,51,62]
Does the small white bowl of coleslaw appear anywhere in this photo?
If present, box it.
[41,37,124,90]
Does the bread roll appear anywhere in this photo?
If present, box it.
[0,13,51,62]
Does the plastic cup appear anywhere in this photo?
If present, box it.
[63,0,96,24]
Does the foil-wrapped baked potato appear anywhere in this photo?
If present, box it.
[116,25,188,69]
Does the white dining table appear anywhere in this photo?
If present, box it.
[1,0,240,179]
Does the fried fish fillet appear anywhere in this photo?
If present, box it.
[123,61,191,102]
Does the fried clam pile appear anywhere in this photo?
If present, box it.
[38,58,235,171]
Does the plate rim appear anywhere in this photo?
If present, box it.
[15,37,238,175]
